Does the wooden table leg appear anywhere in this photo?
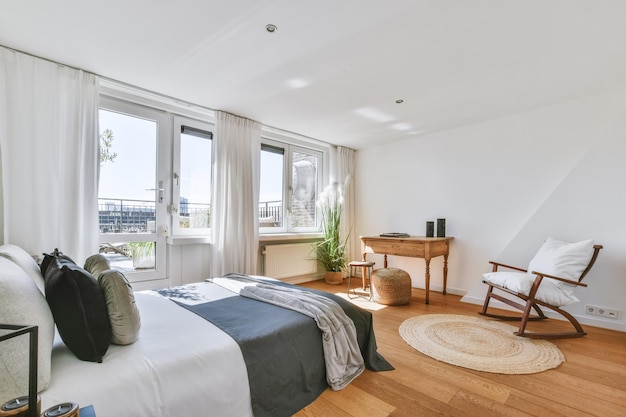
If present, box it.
[361,266,367,290]
[424,258,431,304]
[443,254,449,295]
[361,253,367,289]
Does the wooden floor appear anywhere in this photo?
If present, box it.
[293,279,626,417]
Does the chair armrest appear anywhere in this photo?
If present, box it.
[530,271,588,287]
[489,261,528,273]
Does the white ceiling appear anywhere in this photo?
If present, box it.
[2,0,626,149]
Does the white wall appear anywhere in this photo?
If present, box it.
[355,91,626,332]
[169,244,212,286]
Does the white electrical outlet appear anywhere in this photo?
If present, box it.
[586,304,619,319]
[606,309,619,319]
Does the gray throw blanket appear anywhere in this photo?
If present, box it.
[212,274,365,391]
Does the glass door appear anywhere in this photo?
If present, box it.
[98,99,168,282]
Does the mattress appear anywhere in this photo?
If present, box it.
[40,284,253,417]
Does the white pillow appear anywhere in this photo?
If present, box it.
[0,257,54,401]
[527,237,594,296]
[0,244,46,294]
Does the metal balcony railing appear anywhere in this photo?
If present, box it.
[98,198,283,232]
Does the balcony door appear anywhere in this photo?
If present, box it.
[98,98,168,282]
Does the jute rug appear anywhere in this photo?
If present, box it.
[399,314,564,374]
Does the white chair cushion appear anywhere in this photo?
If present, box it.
[483,271,580,306]
[527,237,594,297]
[483,271,535,294]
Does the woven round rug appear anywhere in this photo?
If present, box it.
[399,314,564,374]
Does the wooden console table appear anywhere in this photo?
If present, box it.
[360,235,454,304]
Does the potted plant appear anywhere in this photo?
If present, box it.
[314,182,349,284]
[126,241,156,269]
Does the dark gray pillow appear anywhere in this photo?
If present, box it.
[43,250,111,362]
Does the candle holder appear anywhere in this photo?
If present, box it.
[0,324,38,417]
[0,395,40,417]
[42,403,78,417]
[436,218,446,237]
[425,221,434,237]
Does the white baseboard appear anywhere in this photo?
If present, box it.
[410,283,466,297]
[281,272,325,285]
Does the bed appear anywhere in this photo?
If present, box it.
[0,244,392,417]
[42,284,253,416]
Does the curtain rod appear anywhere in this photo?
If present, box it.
[0,43,219,114]
[0,43,348,151]
[1,43,97,74]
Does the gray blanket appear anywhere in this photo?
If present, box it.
[213,274,365,390]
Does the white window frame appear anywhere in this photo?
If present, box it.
[172,115,215,237]
[98,96,170,283]
[260,131,329,235]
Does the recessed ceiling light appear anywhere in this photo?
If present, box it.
[395,99,404,104]
[353,107,395,123]
[287,78,310,89]
[265,24,277,33]
[391,122,412,131]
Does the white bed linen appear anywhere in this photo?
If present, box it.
[40,287,253,417]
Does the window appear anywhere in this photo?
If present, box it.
[98,82,329,286]
[259,138,325,233]
[259,144,284,228]
[172,116,214,235]
[290,149,319,229]
[98,98,169,282]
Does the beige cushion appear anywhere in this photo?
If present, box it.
[0,256,54,401]
[84,254,111,278]
[97,270,141,345]
[0,244,45,294]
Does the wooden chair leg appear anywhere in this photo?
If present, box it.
[480,285,494,315]
[479,284,548,322]
[556,306,586,335]
[515,298,536,337]
[516,304,587,339]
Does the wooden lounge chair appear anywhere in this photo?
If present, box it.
[479,238,602,339]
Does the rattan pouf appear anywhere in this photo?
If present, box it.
[371,268,412,305]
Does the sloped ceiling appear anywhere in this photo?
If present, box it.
[2,0,626,149]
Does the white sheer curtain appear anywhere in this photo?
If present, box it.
[0,47,100,263]
[210,111,261,277]
[337,146,356,262]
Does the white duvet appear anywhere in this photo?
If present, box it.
[40,287,253,417]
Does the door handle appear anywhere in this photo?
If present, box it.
[146,181,164,203]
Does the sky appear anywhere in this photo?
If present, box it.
[99,109,283,206]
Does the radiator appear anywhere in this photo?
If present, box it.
[263,243,317,280]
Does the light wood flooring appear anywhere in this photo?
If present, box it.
[293,279,626,417]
